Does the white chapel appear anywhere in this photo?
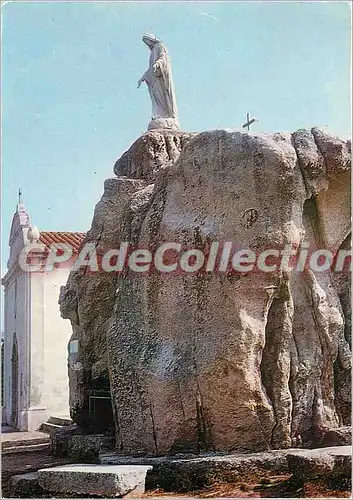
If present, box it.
[1,199,85,431]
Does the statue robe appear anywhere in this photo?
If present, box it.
[144,42,178,123]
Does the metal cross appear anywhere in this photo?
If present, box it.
[242,112,257,131]
[18,188,23,204]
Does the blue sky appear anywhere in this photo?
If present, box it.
[1,1,351,275]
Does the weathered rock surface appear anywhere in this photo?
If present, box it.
[100,448,293,492]
[60,177,146,428]
[67,433,115,461]
[9,472,45,498]
[319,426,352,447]
[99,446,351,492]
[60,127,351,456]
[113,130,194,183]
[60,132,192,430]
[49,424,81,456]
[286,445,351,480]
[37,464,153,497]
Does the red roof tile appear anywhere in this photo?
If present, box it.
[39,231,85,253]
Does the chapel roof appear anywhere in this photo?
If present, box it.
[39,231,86,253]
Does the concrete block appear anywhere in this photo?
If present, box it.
[37,463,153,497]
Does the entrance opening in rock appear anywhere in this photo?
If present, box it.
[88,375,114,432]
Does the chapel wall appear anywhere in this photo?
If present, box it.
[3,270,29,430]
[16,271,30,430]
[3,279,15,424]
[42,264,72,416]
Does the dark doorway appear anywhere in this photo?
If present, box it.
[88,375,114,432]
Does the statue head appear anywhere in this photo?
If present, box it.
[142,33,160,49]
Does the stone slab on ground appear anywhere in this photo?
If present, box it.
[100,446,352,493]
[9,472,46,498]
[37,464,153,497]
[287,446,352,480]
[1,447,76,498]
[100,449,295,492]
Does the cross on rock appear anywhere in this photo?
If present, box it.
[242,112,257,131]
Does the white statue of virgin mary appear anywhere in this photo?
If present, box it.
[137,34,179,131]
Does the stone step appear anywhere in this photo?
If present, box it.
[2,436,50,450]
[47,415,72,427]
[40,416,73,436]
[2,442,50,455]
[40,422,62,435]
[37,464,153,497]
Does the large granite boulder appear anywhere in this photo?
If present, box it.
[60,131,193,429]
[60,128,351,455]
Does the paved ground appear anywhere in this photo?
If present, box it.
[1,426,49,442]
[1,425,70,497]
[1,427,351,498]
[2,448,75,497]
[3,456,351,498]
